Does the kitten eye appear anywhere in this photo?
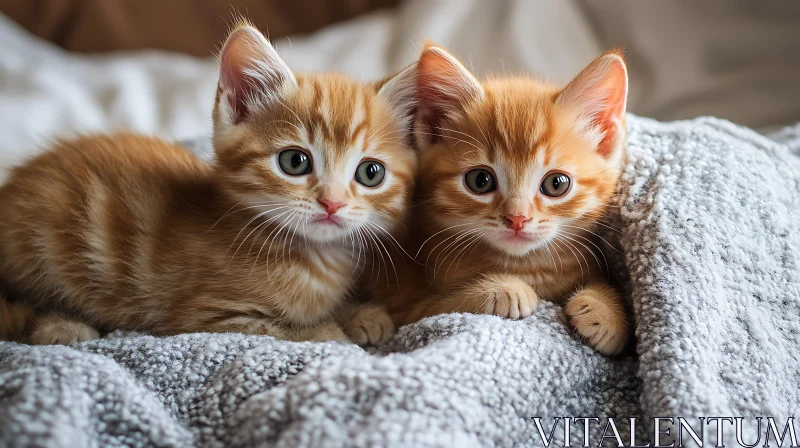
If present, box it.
[540,172,571,197]
[278,148,312,176]
[354,160,385,187]
[465,169,496,194]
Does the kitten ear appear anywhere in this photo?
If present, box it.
[416,43,484,146]
[376,62,418,137]
[557,51,628,158]
[215,25,297,126]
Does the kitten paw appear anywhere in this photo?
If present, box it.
[565,288,629,355]
[343,304,395,345]
[473,275,538,319]
[304,322,349,342]
[31,316,99,345]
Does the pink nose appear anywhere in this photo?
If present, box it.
[318,199,346,215]
[504,215,531,232]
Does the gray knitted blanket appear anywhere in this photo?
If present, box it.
[2,116,799,447]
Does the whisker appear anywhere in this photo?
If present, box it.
[434,125,488,149]
[365,226,398,289]
[350,227,359,262]
[361,226,384,284]
[473,121,491,149]
[550,240,565,275]
[271,119,304,136]
[425,228,478,267]
[416,130,486,155]
[233,209,291,264]
[367,118,396,141]
[275,98,305,130]
[212,202,287,232]
[353,227,368,281]
[592,220,624,235]
[561,224,621,254]
[433,228,481,269]
[442,232,485,282]
[415,223,473,258]
[263,211,295,266]
[279,212,298,263]
[542,240,559,275]
[246,217,276,260]
[287,213,303,257]
[363,220,418,263]
[229,206,292,251]
[210,200,243,230]
[553,236,586,282]
[556,233,594,281]
[229,210,279,254]
[431,229,483,283]
[252,217,281,273]
[358,227,377,285]
[559,230,608,273]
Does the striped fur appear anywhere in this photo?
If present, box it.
[390,44,631,355]
[0,25,417,345]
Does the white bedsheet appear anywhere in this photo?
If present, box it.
[2,0,799,182]
[0,0,598,178]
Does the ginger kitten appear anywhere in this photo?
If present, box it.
[0,25,416,345]
[390,44,630,355]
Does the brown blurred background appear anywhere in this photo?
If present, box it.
[1,0,400,56]
[0,0,798,149]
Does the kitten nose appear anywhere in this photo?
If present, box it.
[318,199,346,215]
[504,215,531,232]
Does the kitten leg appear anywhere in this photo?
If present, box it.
[404,274,538,323]
[285,321,349,343]
[30,315,100,346]
[199,317,348,342]
[341,303,395,346]
[564,283,629,356]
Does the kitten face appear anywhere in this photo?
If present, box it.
[416,45,627,257]
[212,25,417,244]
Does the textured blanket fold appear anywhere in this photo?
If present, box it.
[2,116,799,447]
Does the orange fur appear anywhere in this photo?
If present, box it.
[0,25,417,345]
[389,44,631,355]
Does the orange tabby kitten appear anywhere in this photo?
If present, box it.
[389,44,630,355]
[0,25,417,345]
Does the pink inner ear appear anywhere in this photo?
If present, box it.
[595,62,627,157]
[219,54,250,124]
[219,29,269,124]
[417,46,483,141]
[217,27,292,125]
[560,54,628,158]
